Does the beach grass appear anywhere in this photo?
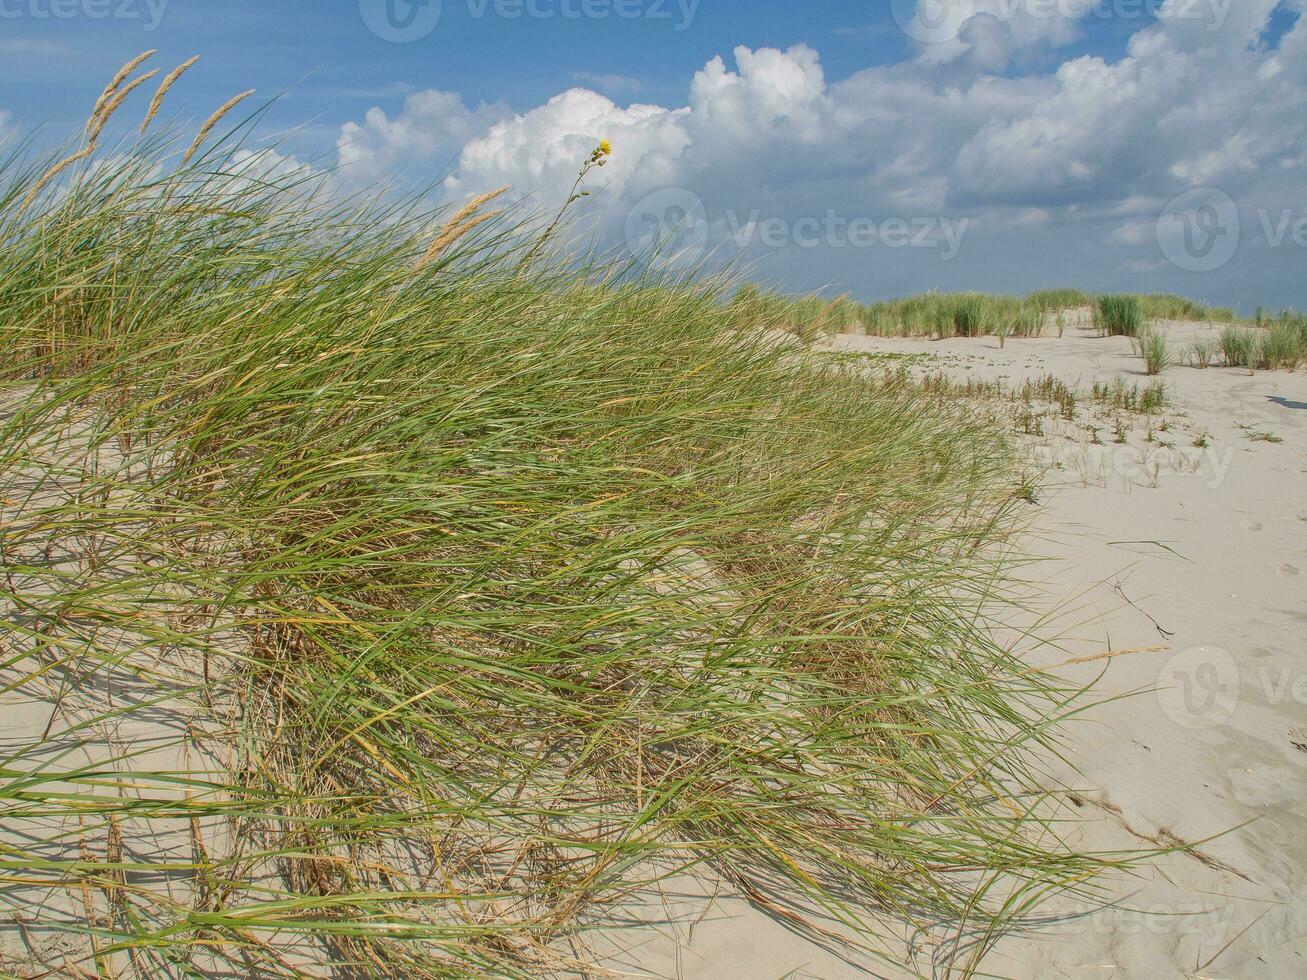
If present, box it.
[1096,295,1143,338]
[1137,328,1173,375]
[0,91,1122,975]
[744,286,1248,344]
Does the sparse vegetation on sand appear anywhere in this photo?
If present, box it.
[736,286,1246,343]
[1189,339,1216,369]
[1133,293,1236,323]
[1220,314,1306,371]
[1137,328,1173,375]
[0,59,1118,977]
[852,290,1067,339]
[1096,294,1143,338]
[1090,378,1169,414]
[1220,325,1261,368]
[1260,318,1305,371]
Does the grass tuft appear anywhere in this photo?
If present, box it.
[1220,325,1260,368]
[0,104,1124,974]
[1096,295,1142,338]
[1137,328,1172,375]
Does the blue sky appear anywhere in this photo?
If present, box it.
[2,0,1305,311]
[2,1,1146,140]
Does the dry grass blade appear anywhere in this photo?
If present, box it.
[415,209,502,269]
[87,69,159,145]
[142,55,201,135]
[88,49,156,133]
[183,89,256,163]
[412,186,510,269]
[20,146,94,211]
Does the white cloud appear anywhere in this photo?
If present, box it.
[335,90,511,188]
[0,38,70,58]
[444,88,691,206]
[1108,219,1156,246]
[229,148,316,188]
[334,1,1307,308]
[570,71,643,95]
[899,0,1095,69]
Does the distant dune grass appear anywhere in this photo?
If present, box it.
[744,286,1252,342]
[1096,294,1143,338]
[1221,313,1307,371]
[0,82,1123,976]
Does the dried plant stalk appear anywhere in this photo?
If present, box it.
[445,186,510,231]
[415,209,502,270]
[184,89,257,163]
[87,70,159,145]
[413,186,510,270]
[142,55,201,135]
[21,146,93,211]
[88,49,156,133]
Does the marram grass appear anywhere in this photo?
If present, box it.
[0,106,1126,976]
[738,285,1248,343]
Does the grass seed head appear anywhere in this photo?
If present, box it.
[87,69,160,145]
[142,55,201,135]
[88,49,157,133]
[184,89,257,163]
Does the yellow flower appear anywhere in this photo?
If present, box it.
[598,139,612,156]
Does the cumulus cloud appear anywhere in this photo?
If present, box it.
[897,0,1095,68]
[570,71,643,95]
[228,148,317,189]
[444,88,690,205]
[334,0,1307,307]
[336,90,511,188]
